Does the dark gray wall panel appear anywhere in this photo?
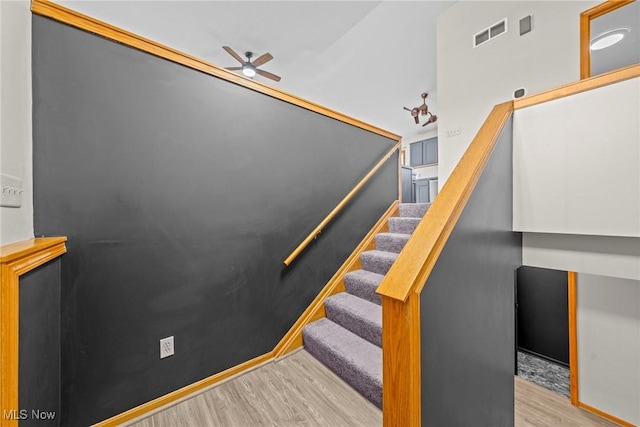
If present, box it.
[420,118,521,426]
[19,259,61,427]
[516,266,569,365]
[32,16,397,426]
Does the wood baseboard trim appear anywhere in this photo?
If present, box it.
[273,200,399,358]
[94,351,274,427]
[577,402,636,427]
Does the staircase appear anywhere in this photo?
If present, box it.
[302,202,430,408]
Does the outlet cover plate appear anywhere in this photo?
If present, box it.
[160,336,174,359]
[1,174,23,208]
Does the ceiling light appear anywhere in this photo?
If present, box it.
[590,27,630,50]
[242,64,256,78]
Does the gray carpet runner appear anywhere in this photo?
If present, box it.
[303,203,430,409]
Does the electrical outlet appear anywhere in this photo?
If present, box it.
[446,127,462,137]
[160,336,174,359]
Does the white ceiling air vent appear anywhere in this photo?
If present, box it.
[473,18,508,48]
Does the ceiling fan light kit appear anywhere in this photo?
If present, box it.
[223,46,281,82]
[403,93,438,127]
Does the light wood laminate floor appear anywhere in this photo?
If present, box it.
[129,350,381,427]
[515,377,618,427]
[129,350,618,427]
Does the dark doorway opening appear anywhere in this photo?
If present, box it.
[515,266,570,398]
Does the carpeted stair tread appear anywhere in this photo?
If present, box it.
[303,318,382,408]
[375,232,411,253]
[399,202,431,218]
[325,292,382,347]
[388,217,421,234]
[344,270,384,305]
[360,250,398,275]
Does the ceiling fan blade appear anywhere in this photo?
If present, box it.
[252,52,273,67]
[403,107,412,111]
[223,46,244,64]
[256,68,281,82]
[226,67,242,71]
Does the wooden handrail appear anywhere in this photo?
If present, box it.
[30,0,401,142]
[1,237,67,427]
[514,63,640,110]
[283,142,401,266]
[378,103,513,427]
[377,102,514,302]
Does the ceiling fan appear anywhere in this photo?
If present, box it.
[404,93,437,127]
[223,46,281,82]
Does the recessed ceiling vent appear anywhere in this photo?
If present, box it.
[473,18,508,48]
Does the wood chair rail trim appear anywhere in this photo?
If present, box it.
[376,102,514,302]
[284,142,401,266]
[274,201,399,358]
[0,237,67,427]
[30,0,400,142]
[514,63,640,110]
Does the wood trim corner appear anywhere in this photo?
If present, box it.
[30,0,400,142]
[580,0,636,80]
[0,237,67,427]
[568,271,579,406]
[580,12,592,80]
[273,200,399,358]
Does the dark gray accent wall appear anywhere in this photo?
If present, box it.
[19,259,61,427]
[31,16,397,426]
[516,266,569,365]
[420,118,521,426]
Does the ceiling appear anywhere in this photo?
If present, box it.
[55,0,456,139]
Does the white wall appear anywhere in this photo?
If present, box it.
[577,273,640,425]
[0,0,33,245]
[514,78,640,238]
[523,233,640,281]
[436,0,598,187]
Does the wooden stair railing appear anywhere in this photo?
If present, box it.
[284,141,401,266]
[376,63,640,427]
[376,102,514,426]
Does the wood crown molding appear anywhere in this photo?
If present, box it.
[1,237,67,427]
[30,0,400,142]
[514,63,640,110]
[376,101,514,302]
